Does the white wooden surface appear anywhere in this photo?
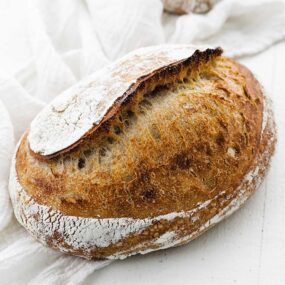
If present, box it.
[83,41,285,285]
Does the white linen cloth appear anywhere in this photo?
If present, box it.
[0,0,284,284]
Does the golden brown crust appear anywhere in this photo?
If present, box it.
[102,100,276,259]
[10,93,275,259]
[16,54,264,220]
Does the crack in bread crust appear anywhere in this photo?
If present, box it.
[28,46,222,159]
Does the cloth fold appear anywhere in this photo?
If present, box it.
[0,0,284,284]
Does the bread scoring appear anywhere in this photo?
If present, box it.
[10,45,276,259]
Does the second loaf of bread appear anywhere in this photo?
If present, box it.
[162,0,216,14]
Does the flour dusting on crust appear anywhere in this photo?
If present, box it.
[28,45,214,157]
[9,158,216,255]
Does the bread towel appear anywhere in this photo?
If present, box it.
[0,0,285,283]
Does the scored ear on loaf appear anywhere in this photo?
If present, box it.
[9,45,276,259]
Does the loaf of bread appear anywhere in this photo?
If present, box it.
[162,0,216,14]
[9,45,276,260]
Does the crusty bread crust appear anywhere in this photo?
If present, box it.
[9,94,276,259]
[28,46,222,160]
[9,46,276,259]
